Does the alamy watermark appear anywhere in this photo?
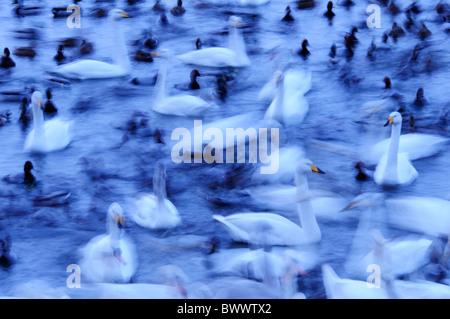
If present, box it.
[171,120,280,174]
[66,264,81,288]
[66,4,81,29]
[366,264,381,288]
[366,4,381,29]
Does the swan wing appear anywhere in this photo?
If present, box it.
[53,60,126,80]
[153,95,211,117]
[177,48,241,67]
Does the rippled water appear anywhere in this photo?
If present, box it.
[0,0,449,299]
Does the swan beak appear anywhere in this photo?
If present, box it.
[114,213,125,228]
[121,12,131,18]
[37,99,43,110]
[340,200,360,212]
[384,116,394,126]
[311,164,325,174]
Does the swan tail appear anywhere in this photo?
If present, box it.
[212,215,250,243]
[321,264,339,299]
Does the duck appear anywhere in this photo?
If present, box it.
[354,161,372,181]
[52,0,82,18]
[51,9,131,80]
[53,45,66,64]
[13,47,36,58]
[24,91,72,153]
[417,23,432,40]
[170,0,185,16]
[1,48,16,68]
[80,40,94,55]
[296,0,315,9]
[176,16,250,68]
[2,161,36,187]
[152,0,166,13]
[413,88,428,107]
[43,88,58,116]
[281,6,295,22]
[13,0,42,17]
[174,69,202,91]
[342,193,434,280]
[152,49,213,117]
[131,162,181,230]
[134,50,154,62]
[297,39,310,60]
[263,68,311,126]
[324,1,335,21]
[373,112,418,186]
[0,234,16,267]
[33,190,72,207]
[212,158,325,246]
[195,38,202,50]
[389,22,406,42]
[80,202,138,283]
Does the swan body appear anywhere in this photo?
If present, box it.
[177,16,250,68]
[24,91,72,153]
[52,9,131,80]
[373,112,418,186]
[264,69,311,126]
[131,162,181,229]
[80,203,137,283]
[213,159,324,246]
[152,50,212,117]
[235,0,270,6]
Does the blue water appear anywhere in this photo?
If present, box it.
[0,0,449,299]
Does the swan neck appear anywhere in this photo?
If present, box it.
[228,24,248,63]
[111,17,130,70]
[32,103,44,134]
[295,170,320,241]
[271,78,285,123]
[386,122,401,175]
[154,58,169,104]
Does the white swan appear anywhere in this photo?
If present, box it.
[51,9,131,80]
[176,16,250,68]
[152,50,213,117]
[235,0,270,6]
[322,263,450,299]
[264,68,311,126]
[373,112,418,186]
[24,91,72,153]
[386,196,450,237]
[343,193,433,280]
[212,158,325,246]
[80,202,137,283]
[131,162,181,229]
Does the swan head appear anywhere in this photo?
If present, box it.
[295,159,325,175]
[31,91,43,111]
[109,9,130,21]
[384,111,402,126]
[228,15,243,28]
[108,202,125,228]
[341,192,385,211]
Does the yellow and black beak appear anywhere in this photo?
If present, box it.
[114,213,125,228]
[121,11,130,18]
[384,116,394,127]
[311,164,325,174]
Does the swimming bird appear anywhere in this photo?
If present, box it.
[80,40,94,55]
[43,88,58,116]
[2,161,36,186]
[13,0,42,17]
[51,9,131,80]
[1,48,16,68]
[24,91,72,153]
[0,235,17,267]
[131,162,181,230]
[195,38,202,50]
[170,0,185,16]
[212,158,325,246]
[264,68,311,126]
[134,50,154,62]
[80,202,138,283]
[282,6,295,22]
[389,22,405,42]
[417,23,432,40]
[152,49,213,117]
[413,88,428,107]
[13,47,36,58]
[52,0,82,18]
[235,0,270,6]
[373,112,418,186]
[176,16,250,68]
[324,1,335,21]
[297,39,310,60]
[53,45,65,64]
[174,69,202,91]
[354,162,372,181]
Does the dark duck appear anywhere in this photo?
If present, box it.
[1,48,16,68]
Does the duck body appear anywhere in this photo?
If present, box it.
[1,48,15,68]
